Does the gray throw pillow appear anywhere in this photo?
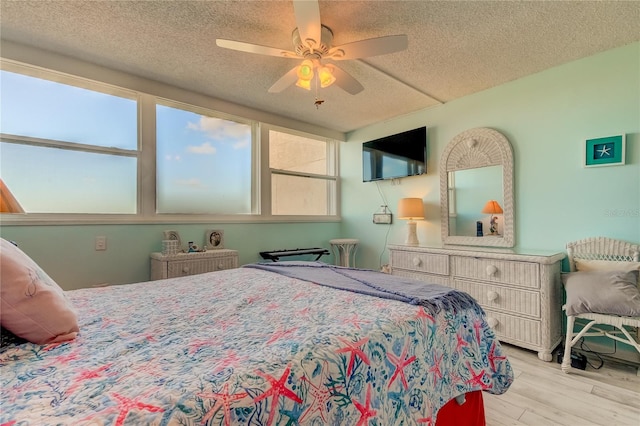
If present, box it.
[562,270,640,316]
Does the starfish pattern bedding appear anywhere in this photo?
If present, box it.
[1,264,513,425]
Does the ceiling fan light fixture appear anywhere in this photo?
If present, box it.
[297,59,314,81]
[318,65,336,88]
[296,78,312,90]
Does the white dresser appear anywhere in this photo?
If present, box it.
[389,244,565,361]
[150,250,239,280]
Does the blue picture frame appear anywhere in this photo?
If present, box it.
[584,135,625,167]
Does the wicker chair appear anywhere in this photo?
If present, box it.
[561,237,640,373]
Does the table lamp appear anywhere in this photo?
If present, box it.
[398,197,424,245]
[481,200,503,235]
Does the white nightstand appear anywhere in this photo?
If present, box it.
[150,250,239,280]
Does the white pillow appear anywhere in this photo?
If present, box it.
[0,238,79,344]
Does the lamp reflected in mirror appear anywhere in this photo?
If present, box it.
[481,200,503,236]
[398,197,424,245]
[0,179,25,213]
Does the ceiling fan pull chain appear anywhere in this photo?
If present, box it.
[314,73,324,108]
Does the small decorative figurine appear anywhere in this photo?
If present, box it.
[489,216,499,235]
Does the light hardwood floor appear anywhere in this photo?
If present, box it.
[483,344,640,426]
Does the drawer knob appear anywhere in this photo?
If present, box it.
[487,291,499,302]
[487,317,499,328]
[412,257,422,267]
[486,265,498,276]
[182,266,190,273]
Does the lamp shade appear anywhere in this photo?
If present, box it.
[481,200,503,215]
[0,179,25,213]
[397,198,424,220]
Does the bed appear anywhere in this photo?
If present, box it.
[1,242,513,425]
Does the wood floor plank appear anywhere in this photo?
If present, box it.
[485,410,529,426]
[482,392,526,420]
[514,372,640,425]
[484,344,640,426]
[591,384,640,410]
[484,384,600,426]
[517,410,565,426]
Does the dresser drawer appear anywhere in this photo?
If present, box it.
[392,269,450,287]
[453,257,539,289]
[166,256,237,278]
[391,251,449,276]
[453,279,540,318]
[484,309,541,347]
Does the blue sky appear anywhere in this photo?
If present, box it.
[0,70,251,214]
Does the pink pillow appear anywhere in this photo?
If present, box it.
[0,238,79,344]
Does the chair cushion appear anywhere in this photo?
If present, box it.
[0,238,79,344]
[562,270,640,316]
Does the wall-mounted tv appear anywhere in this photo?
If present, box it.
[362,126,427,182]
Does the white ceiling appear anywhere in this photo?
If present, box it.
[1,1,639,134]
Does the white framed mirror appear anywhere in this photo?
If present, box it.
[440,128,515,247]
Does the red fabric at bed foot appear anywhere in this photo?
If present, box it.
[435,391,485,426]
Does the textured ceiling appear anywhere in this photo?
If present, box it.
[1,1,639,134]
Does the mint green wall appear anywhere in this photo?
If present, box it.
[0,223,341,290]
[341,42,639,271]
[2,43,638,295]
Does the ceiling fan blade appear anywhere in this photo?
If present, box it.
[328,35,408,60]
[293,0,321,50]
[216,39,297,58]
[268,66,299,93]
[331,65,364,95]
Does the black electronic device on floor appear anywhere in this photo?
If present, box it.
[556,348,587,370]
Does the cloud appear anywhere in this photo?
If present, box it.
[233,139,250,149]
[187,142,216,155]
[187,116,251,147]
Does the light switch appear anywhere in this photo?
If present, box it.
[95,236,107,251]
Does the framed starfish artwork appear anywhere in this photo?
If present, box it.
[584,134,625,167]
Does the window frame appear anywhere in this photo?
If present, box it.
[0,60,341,225]
[153,97,258,216]
[261,124,339,219]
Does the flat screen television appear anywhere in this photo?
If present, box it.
[362,126,427,182]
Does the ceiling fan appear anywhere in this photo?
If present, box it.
[215,0,408,96]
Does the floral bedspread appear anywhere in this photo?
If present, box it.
[1,266,513,425]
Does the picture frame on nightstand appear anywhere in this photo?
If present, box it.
[205,229,224,250]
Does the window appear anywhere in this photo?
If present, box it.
[156,102,253,214]
[0,60,339,222]
[269,129,337,216]
[0,67,138,214]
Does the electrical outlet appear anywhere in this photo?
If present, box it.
[95,236,107,251]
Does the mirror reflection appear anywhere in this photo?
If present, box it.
[448,165,503,237]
